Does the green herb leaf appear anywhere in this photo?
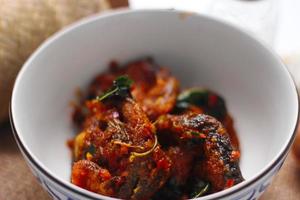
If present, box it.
[84,144,96,159]
[191,183,209,198]
[175,88,227,120]
[189,180,210,198]
[87,144,96,154]
[96,76,134,101]
[114,75,134,88]
[191,131,202,136]
[177,88,209,104]
[96,87,118,101]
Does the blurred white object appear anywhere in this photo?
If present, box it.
[209,0,279,46]
[284,54,300,88]
[274,0,300,56]
[129,0,213,14]
[130,0,280,46]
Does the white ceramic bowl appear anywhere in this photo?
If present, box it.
[10,9,299,200]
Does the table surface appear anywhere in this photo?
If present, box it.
[0,123,299,200]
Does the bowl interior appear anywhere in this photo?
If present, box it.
[11,10,298,197]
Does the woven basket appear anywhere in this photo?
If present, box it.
[0,0,127,123]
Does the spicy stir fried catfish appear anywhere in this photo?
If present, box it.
[70,58,244,199]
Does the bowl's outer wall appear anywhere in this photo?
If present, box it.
[11,9,299,200]
[11,124,287,200]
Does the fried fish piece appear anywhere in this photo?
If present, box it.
[156,113,244,192]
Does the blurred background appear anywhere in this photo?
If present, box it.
[0,0,299,199]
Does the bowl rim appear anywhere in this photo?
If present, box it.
[10,8,300,200]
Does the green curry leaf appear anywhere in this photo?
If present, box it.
[83,144,96,159]
[189,180,210,198]
[96,76,134,101]
[175,88,227,120]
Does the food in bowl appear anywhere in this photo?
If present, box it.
[69,58,244,199]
